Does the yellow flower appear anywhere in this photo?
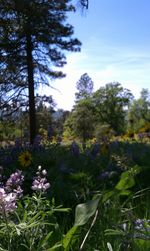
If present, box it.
[18,151,32,167]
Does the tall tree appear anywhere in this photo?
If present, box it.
[127,88,150,132]
[92,82,133,134]
[64,99,94,143]
[0,0,81,143]
[75,73,94,102]
[52,109,70,137]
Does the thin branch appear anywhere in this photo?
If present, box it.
[79,209,99,250]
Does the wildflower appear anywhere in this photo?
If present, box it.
[98,171,109,180]
[0,188,17,214]
[91,143,100,157]
[70,141,80,157]
[5,170,24,197]
[134,218,150,240]
[42,169,47,176]
[38,165,42,172]
[18,151,32,167]
[32,178,50,192]
[15,137,22,148]
[31,166,50,193]
[134,219,150,231]
[33,135,42,147]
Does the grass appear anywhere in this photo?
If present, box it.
[0,138,150,250]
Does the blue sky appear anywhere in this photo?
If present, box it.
[39,0,150,110]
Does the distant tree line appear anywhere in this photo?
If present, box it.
[63,74,150,143]
[1,0,150,145]
[1,72,150,144]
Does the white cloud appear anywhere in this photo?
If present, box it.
[38,39,150,110]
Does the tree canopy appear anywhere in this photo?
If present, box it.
[75,73,94,102]
[0,0,81,143]
[128,88,150,133]
[92,82,133,134]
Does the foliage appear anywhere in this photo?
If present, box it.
[0,0,81,143]
[69,99,95,143]
[75,73,94,103]
[127,88,150,133]
[92,82,133,134]
[0,137,150,250]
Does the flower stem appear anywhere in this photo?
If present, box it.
[2,206,11,251]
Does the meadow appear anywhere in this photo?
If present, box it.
[0,136,150,251]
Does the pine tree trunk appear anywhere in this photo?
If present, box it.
[26,32,36,144]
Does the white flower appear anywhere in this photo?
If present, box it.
[42,169,47,176]
[38,165,42,171]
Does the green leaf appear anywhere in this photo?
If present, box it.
[15,225,21,236]
[102,190,116,202]
[38,231,53,249]
[105,229,126,236]
[115,171,135,191]
[62,226,78,250]
[118,190,132,196]
[0,248,8,251]
[53,208,71,213]
[133,239,150,251]
[74,196,100,226]
[46,242,63,251]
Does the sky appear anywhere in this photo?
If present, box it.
[39,0,150,110]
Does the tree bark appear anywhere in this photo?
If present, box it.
[26,32,36,144]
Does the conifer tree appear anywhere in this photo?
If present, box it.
[0,0,81,143]
[75,73,94,102]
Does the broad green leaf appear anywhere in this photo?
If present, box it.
[74,196,100,226]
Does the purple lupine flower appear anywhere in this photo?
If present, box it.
[70,141,80,157]
[14,137,22,148]
[0,188,17,214]
[134,219,150,240]
[97,171,110,180]
[33,135,42,147]
[91,143,100,157]
[134,219,150,231]
[13,186,23,198]
[6,170,24,187]
[5,170,24,197]
[47,126,53,140]
[31,166,50,193]
[32,178,50,192]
